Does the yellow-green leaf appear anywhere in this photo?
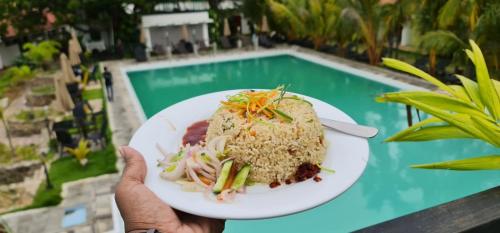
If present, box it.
[411,155,500,170]
[469,40,500,120]
[391,125,474,141]
[385,117,442,142]
[493,79,500,98]
[465,49,475,65]
[470,116,500,147]
[405,99,494,145]
[456,74,484,111]
[382,58,456,95]
[449,85,471,103]
[377,91,487,119]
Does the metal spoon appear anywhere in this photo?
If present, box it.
[319,118,378,138]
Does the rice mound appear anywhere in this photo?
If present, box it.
[206,97,327,183]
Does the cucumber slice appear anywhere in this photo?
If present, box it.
[231,165,251,190]
[213,160,234,194]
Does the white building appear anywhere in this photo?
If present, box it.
[141,12,213,51]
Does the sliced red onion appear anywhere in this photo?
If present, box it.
[187,165,209,188]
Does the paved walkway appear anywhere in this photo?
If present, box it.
[1,174,119,233]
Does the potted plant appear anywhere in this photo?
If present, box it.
[65,139,91,166]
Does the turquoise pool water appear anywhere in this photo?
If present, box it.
[127,55,499,232]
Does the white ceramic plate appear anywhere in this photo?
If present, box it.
[129,90,369,219]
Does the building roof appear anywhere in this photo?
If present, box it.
[141,12,213,28]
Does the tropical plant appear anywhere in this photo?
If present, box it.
[416,0,500,74]
[340,0,391,65]
[2,65,36,84]
[22,40,60,70]
[65,139,91,166]
[377,40,499,170]
[418,30,468,74]
[267,0,341,49]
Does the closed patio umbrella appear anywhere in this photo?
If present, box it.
[68,30,82,65]
[261,15,269,33]
[181,25,190,40]
[60,53,78,83]
[223,18,231,37]
[53,74,75,112]
[139,26,146,44]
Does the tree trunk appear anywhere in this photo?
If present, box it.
[429,49,437,76]
[1,118,15,157]
[367,45,379,65]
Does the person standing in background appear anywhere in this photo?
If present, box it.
[103,67,113,101]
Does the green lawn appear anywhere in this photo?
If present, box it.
[21,144,117,210]
[82,88,104,100]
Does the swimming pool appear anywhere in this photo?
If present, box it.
[125,52,499,232]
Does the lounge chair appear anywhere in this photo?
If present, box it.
[197,40,210,51]
[134,44,147,62]
[258,35,274,48]
[220,36,233,49]
[53,129,79,157]
[88,111,107,149]
[173,40,189,54]
[241,36,252,47]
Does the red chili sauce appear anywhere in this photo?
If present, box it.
[182,120,209,146]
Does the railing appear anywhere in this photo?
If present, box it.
[355,186,500,233]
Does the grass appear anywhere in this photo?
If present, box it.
[13,109,46,121]
[82,88,104,100]
[31,85,55,95]
[19,144,117,210]
[0,144,39,165]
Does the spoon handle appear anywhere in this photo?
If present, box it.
[319,118,378,138]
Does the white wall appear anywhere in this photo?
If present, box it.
[149,24,207,48]
[0,43,21,69]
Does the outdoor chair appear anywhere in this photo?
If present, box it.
[197,40,210,51]
[258,35,274,48]
[241,36,252,47]
[53,129,79,157]
[66,82,81,101]
[134,44,147,62]
[173,40,189,54]
[152,44,166,56]
[220,36,233,49]
[52,120,75,132]
[87,65,99,84]
[87,112,108,149]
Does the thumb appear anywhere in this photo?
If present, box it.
[120,146,147,184]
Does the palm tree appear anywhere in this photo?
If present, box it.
[416,0,500,75]
[267,0,341,50]
[340,0,391,65]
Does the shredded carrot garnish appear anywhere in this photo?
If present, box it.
[221,85,293,123]
[199,175,213,185]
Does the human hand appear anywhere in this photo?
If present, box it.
[115,146,225,233]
